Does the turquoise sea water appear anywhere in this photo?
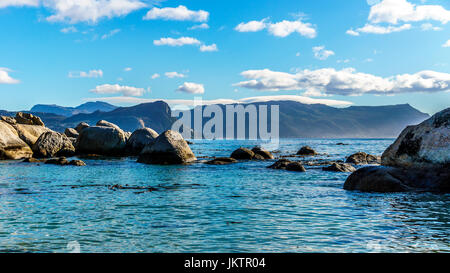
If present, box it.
[0,138,448,253]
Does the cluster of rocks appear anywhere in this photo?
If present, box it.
[344,107,449,193]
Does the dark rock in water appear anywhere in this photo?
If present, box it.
[251,147,274,159]
[344,165,450,193]
[303,160,343,166]
[286,162,306,172]
[268,159,306,172]
[0,120,33,160]
[346,152,380,165]
[205,157,238,165]
[76,126,127,156]
[45,157,69,166]
[138,130,196,165]
[336,142,349,146]
[15,112,45,126]
[126,128,158,155]
[64,128,79,138]
[69,160,86,166]
[186,140,194,145]
[382,107,449,168]
[322,163,356,172]
[22,158,45,163]
[231,148,255,160]
[297,146,317,156]
[75,122,89,133]
[32,131,75,158]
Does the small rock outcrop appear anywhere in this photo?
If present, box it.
[268,159,306,172]
[345,152,380,165]
[322,163,356,172]
[230,148,255,160]
[297,146,317,156]
[344,108,449,193]
[76,126,127,156]
[0,121,33,159]
[137,130,196,165]
[75,122,89,133]
[126,128,158,155]
[32,131,76,158]
[15,112,45,126]
[64,128,79,138]
[251,147,274,159]
[205,157,238,165]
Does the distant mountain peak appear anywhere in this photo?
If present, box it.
[30,101,117,117]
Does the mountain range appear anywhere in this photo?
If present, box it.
[30,101,117,117]
[0,100,430,138]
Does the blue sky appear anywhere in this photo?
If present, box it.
[0,0,449,114]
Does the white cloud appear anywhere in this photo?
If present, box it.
[0,68,20,84]
[267,20,317,38]
[68,69,103,78]
[235,18,268,32]
[84,95,353,108]
[165,72,186,78]
[101,29,120,39]
[235,18,316,38]
[44,0,148,24]
[61,26,77,33]
[124,67,132,72]
[188,23,209,30]
[313,46,335,60]
[348,0,450,36]
[200,43,218,52]
[153,37,201,46]
[176,82,204,94]
[143,5,208,22]
[151,73,160,79]
[443,40,450,47]
[90,84,146,96]
[421,23,442,31]
[368,0,450,24]
[234,68,450,96]
[0,0,38,8]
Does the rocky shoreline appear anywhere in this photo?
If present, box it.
[1,107,448,193]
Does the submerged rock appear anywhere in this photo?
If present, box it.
[322,162,356,172]
[126,128,158,155]
[69,159,86,166]
[297,146,317,156]
[64,128,79,138]
[230,148,255,160]
[345,152,380,165]
[0,121,33,160]
[268,159,306,172]
[251,147,274,159]
[76,126,127,156]
[382,107,450,168]
[32,131,75,158]
[45,157,69,166]
[15,112,45,126]
[205,157,238,165]
[138,130,196,165]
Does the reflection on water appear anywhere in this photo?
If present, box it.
[0,139,448,253]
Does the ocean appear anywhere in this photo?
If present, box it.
[0,138,448,253]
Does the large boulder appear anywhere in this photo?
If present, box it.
[251,147,274,159]
[137,130,196,165]
[127,128,158,155]
[76,126,128,156]
[1,116,16,125]
[15,112,45,126]
[230,148,255,160]
[96,120,122,131]
[64,128,79,138]
[346,152,380,165]
[32,131,75,158]
[344,108,449,193]
[382,107,450,168]
[344,166,449,193]
[297,146,317,156]
[12,124,52,146]
[75,122,89,133]
[0,121,33,160]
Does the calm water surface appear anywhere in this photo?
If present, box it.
[0,139,448,253]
